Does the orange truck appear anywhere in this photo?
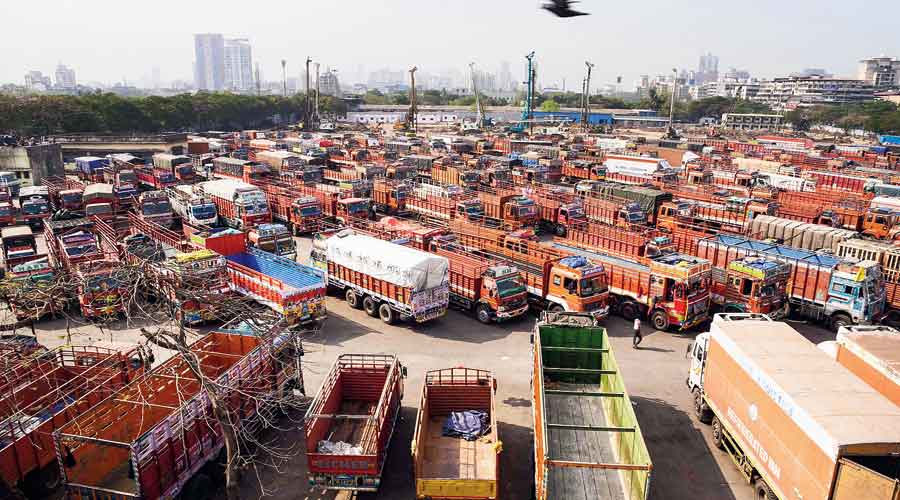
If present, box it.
[826,325,900,406]
[373,178,408,215]
[477,191,538,228]
[449,224,609,320]
[411,368,500,500]
[689,314,900,500]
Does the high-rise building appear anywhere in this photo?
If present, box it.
[194,33,225,91]
[858,56,900,90]
[499,61,513,91]
[24,71,51,91]
[697,52,719,85]
[751,76,874,110]
[54,64,76,89]
[223,38,253,91]
[319,69,342,97]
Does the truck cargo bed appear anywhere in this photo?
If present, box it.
[419,418,496,481]
[326,400,378,447]
[545,382,625,500]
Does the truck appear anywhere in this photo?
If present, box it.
[196,178,270,229]
[18,186,51,229]
[576,181,671,225]
[0,345,143,498]
[694,234,885,329]
[529,189,587,236]
[707,256,791,317]
[135,164,177,190]
[477,191,538,228]
[602,153,679,185]
[406,193,485,225]
[823,325,900,406]
[44,218,127,318]
[372,179,408,215]
[304,354,405,492]
[311,231,450,324]
[431,163,479,188]
[688,313,900,500]
[167,184,219,227]
[74,156,108,182]
[411,368,500,500]
[248,223,297,259]
[657,198,777,236]
[550,237,712,331]
[137,190,175,228]
[152,152,195,182]
[55,323,300,500]
[0,257,67,321]
[747,214,857,252]
[1,226,39,271]
[449,221,609,319]
[431,244,529,324]
[0,200,14,227]
[43,175,84,212]
[81,183,118,220]
[532,313,652,500]
[838,239,900,326]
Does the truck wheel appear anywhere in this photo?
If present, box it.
[830,313,852,332]
[693,389,712,424]
[476,304,493,324]
[711,416,725,450]
[650,309,670,331]
[754,480,776,500]
[363,296,379,317]
[620,302,639,321]
[548,304,565,313]
[378,303,396,325]
[554,224,566,237]
[345,290,361,309]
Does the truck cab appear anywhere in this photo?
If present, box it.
[0,202,14,226]
[77,262,126,318]
[717,257,790,318]
[645,254,712,331]
[114,170,139,208]
[479,265,529,323]
[249,223,297,259]
[336,197,373,223]
[619,202,647,226]
[504,196,538,227]
[543,256,609,319]
[290,196,324,234]
[656,201,693,233]
[453,199,484,220]
[57,189,84,212]
[1,226,37,267]
[550,202,587,236]
[826,260,885,328]
[480,168,510,187]
[138,191,175,228]
[862,207,900,240]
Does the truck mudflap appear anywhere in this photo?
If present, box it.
[416,479,498,499]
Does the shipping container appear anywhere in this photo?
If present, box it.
[412,368,499,499]
[305,354,405,492]
[689,314,900,500]
[533,313,651,500]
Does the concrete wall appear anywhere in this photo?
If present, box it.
[0,144,63,187]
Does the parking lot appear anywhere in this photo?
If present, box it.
[28,236,836,500]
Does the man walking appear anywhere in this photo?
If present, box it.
[632,317,642,348]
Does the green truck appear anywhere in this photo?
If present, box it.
[532,313,652,500]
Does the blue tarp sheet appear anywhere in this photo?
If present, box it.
[442,410,489,441]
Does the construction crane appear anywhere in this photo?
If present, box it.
[581,61,594,132]
[407,66,418,134]
[463,62,487,132]
[509,51,536,134]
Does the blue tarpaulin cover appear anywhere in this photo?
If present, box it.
[442,410,489,441]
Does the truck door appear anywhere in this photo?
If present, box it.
[832,458,900,500]
[672,281,687,317]
[688,335,708,389]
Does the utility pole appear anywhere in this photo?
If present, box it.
[668,68,678,139]
[305,57,312,131]
[281,59,287,97]
[314,63,321,129]
[408,66,418,133]
[582,61,594,132]
[469,62,484,129]
[255,63,261,96]
[525,51,535,135]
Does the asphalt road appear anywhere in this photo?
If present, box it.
[28,236,837,500]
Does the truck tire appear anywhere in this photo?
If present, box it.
[754,480,777,500]
[548,303,565,313]
[554,224,566,237]
[620,301,639,321]
[378,303,396,325]
[476,304,493,324]
[711,416,725,450]
[693,389,712,424]
[650,309,670,331]
[345,290,361,309]
[363,296,379,317]
[830,313,852,332]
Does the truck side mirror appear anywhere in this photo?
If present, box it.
[401,366,408,378]
[685,342,693,359]
[529,333,534,345]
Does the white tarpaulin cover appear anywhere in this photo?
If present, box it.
[326,233,448,292]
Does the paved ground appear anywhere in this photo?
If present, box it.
[27,236,837,500]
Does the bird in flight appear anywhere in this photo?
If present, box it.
[542,0,590,17]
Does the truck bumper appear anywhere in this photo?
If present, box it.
[496,304,529,321]
[768,303,790,321]
[589,306,610,321]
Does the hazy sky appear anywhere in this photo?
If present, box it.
[4,0,898,88]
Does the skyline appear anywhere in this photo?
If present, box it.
[4,0,899,90]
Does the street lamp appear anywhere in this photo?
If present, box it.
[668,68,678,138]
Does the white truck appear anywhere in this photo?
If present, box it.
[688,313,900,500]
[167,184,219,227]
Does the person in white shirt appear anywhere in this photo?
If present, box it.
[632,317,642,348]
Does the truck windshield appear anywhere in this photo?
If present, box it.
[497,276,526,297]
[579,276,607,297]
[65,243,98,257]
[759,283,777,297]
[518,206,536,217]
[119,172,138,184]
[142,201,172,215]
[567,207,585,219]
[349,202,370,214]
[22,202,48,215]
[177,165,193,176]
[866,280,878,297]
[688,278,709,298]
[395,190,407,200]
[85,275,119,293]
[159,173,175,183]
[85,204,112,216]
[300,206,321,217]
[61,193,82,204]
[628,212,647,223]
[0,206,11,216]
[191,204,216,220]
